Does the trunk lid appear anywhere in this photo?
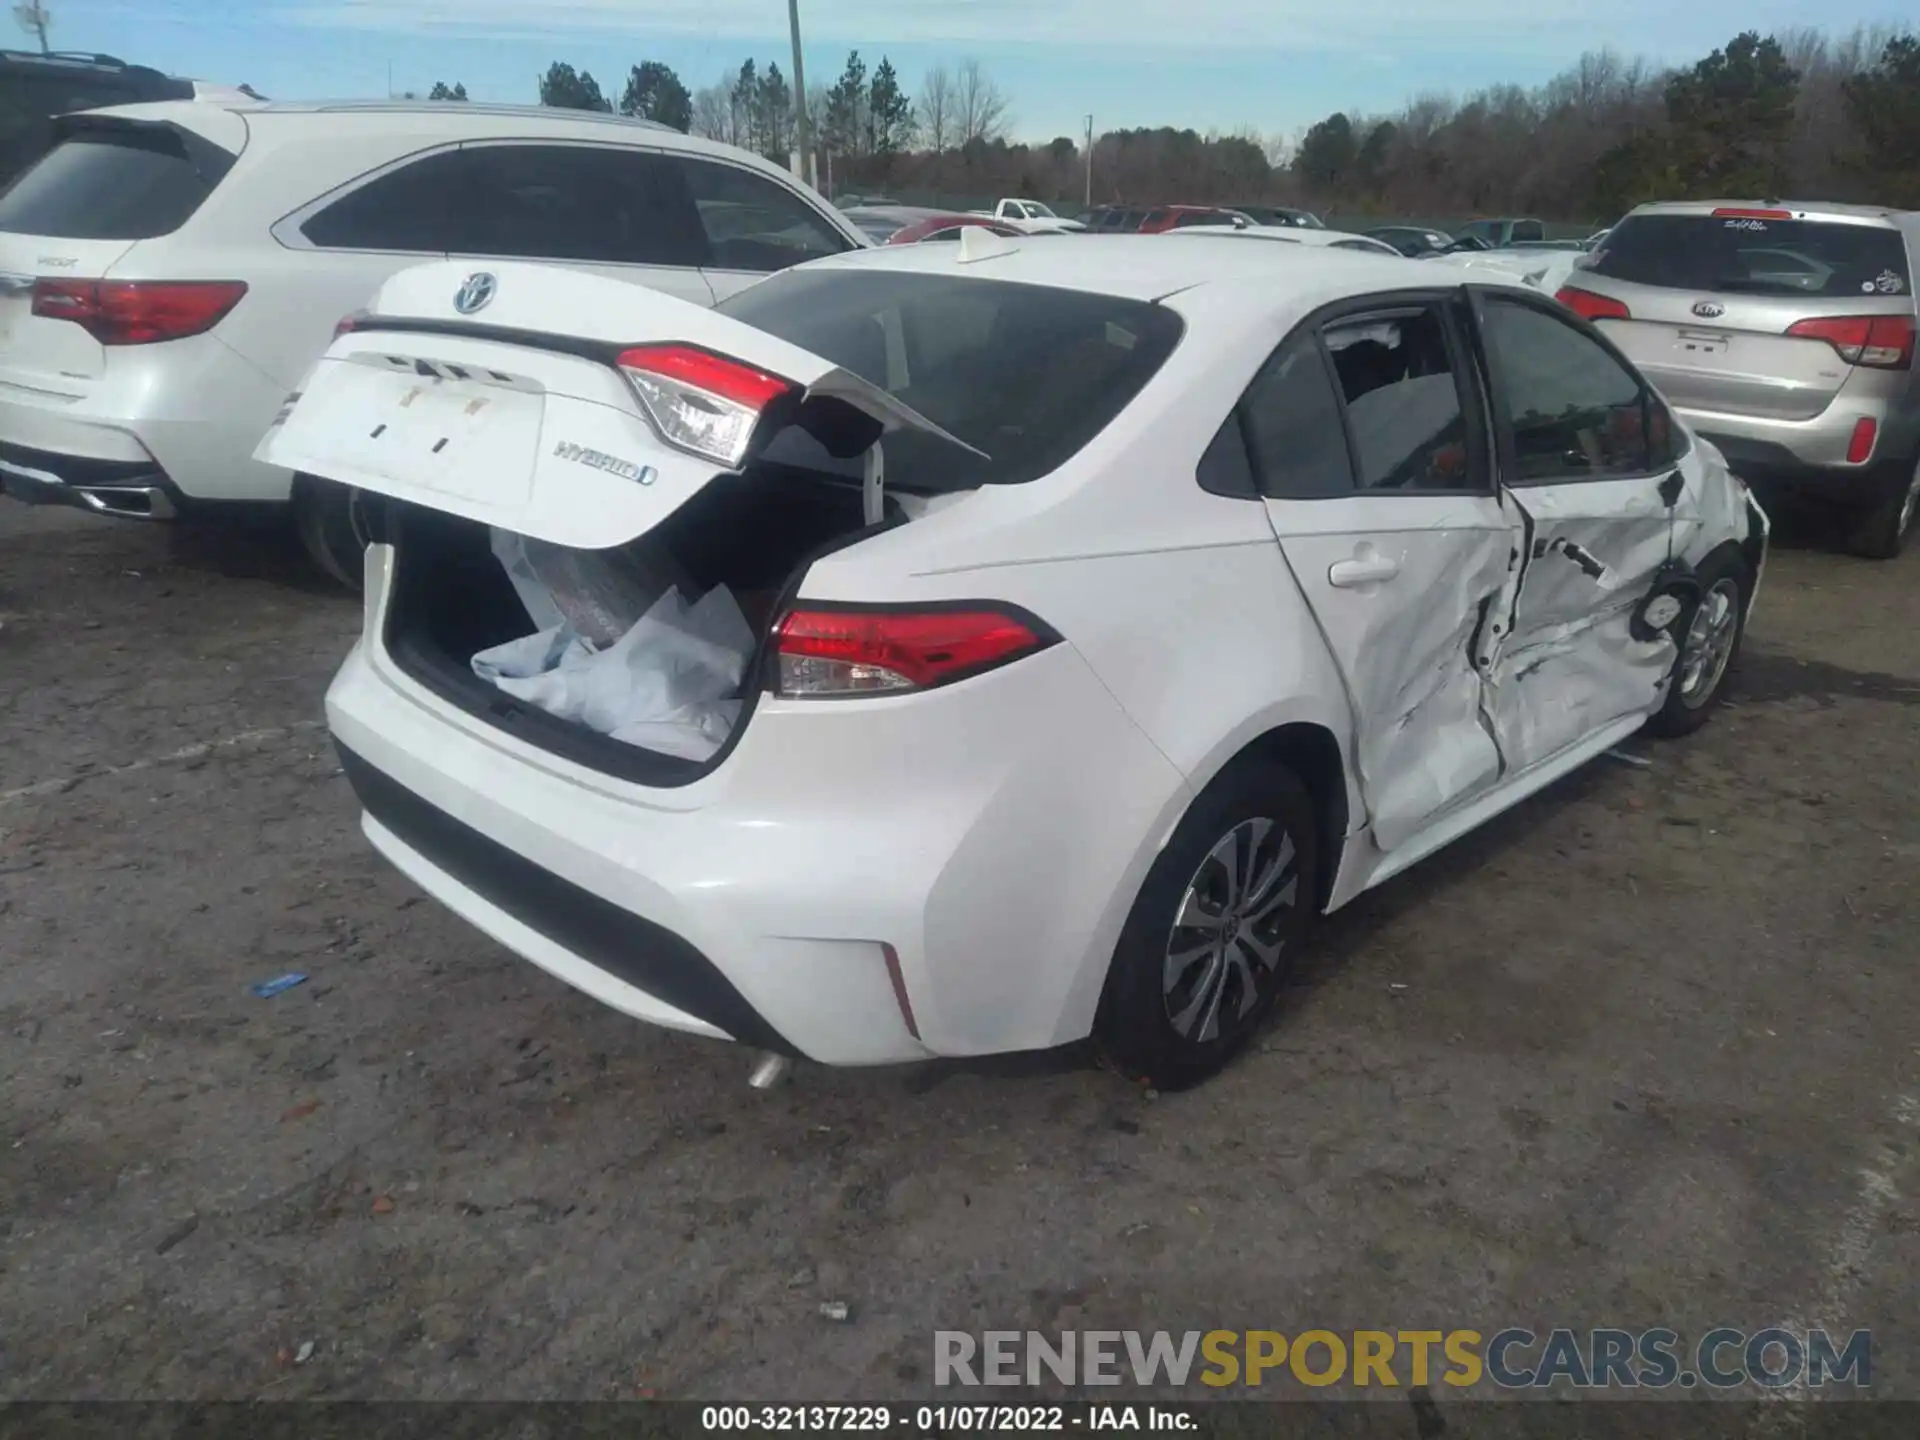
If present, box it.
[0,110,246,386]
[257,259,979,551]
[1574,209,1913,421]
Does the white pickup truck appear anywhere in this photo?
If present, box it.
[970,198,1086,233]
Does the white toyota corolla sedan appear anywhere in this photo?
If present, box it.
[261,230,1768,1090]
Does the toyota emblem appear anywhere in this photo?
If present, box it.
[1691,299,1725,319]
[453,272,497,315]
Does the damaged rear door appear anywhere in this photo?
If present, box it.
[1250,295,1523,853]
[1467,286,1683,772]
[256,259,974,550]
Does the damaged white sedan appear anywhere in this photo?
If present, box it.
[261,231,1768,1090]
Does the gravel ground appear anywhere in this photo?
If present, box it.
[2,501,1917,1405]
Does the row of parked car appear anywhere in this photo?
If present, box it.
[1,57,1913,1091]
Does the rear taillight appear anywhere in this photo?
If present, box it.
[772,605,1055,697]
[1785,314,1914,370]
[1556,285,1630,322]
[615,343,796,467]
[31,279,247,345]
[1711,207,1794,220]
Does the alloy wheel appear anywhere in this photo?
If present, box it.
[1162,817,1300,1042]
[1678,577,1741,708]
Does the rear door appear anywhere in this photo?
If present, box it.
[674,155,859,301]
[1572,210,1913,422]
[0,115,240,386]
[1467,285,1683,773]
[1250,294,1524,853]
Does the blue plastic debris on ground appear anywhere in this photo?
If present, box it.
[250,973,308,999]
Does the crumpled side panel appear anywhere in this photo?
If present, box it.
[1274,521,1512,852]
[1490,481,1675,773]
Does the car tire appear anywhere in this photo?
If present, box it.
[1645,547,1751,739]
[292,473,373,591]
[1845,456,1919,561]
[1095,758,1319,1091]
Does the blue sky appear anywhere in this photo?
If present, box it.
[36,0,1911,143]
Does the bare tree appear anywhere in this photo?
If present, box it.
[954,58,1010,144]
[690,83,734,144]
[919,65,955,152]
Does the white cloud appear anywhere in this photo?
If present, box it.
[272,0,1661,54]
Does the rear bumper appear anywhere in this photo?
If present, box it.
[1677,400,1915,488]
[323,547,1193,1066]
[0,440,179,519]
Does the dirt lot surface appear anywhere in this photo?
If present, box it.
[2,501,1917,1405]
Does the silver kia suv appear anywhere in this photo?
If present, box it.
[1558,201,1918,558]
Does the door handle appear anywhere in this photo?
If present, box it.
[1328,550,1401,588]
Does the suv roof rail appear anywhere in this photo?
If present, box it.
[2,48,131,65]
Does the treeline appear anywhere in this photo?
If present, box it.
[425,24,1920,218]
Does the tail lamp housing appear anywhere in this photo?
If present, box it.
[615,343,796,468]
[31,279,248,345]
[772,604,1058,697]
[1556,285,1631,322]
[1785,314,1914,371]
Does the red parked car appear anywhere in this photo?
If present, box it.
[1136,205,1254,233]
[884,214,1026,245]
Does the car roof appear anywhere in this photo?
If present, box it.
[1625,199,1911,225]
[802,230,1476,303]
[70,96,705,141]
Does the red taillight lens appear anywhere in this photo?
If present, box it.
[1711,207,1793,220]
[772,605,1054,696]
[615,343,795,467]
[1846,417,1878,465]
[333,309,370,340]
[1785,314,1914,370]
[1556,285,1630,322]
[31,279,247,345]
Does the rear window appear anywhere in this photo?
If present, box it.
[0,128,223,239]
[717,269,1184,491]
[1588,214,1911,300]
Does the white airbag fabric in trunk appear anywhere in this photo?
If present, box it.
[472,551,755,763]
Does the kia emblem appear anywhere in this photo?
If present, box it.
[1691,300,1725,319]
[453,272,497,315]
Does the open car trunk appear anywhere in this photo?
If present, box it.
[377,457,899,785]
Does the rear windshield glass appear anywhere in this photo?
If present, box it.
[717,269,1184,491]
[0,129,221,239]
[1587,214,1912,299]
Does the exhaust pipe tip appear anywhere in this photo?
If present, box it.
[77,486,177,521]
[748,1052,792,1090]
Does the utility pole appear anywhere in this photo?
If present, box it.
[1084,114,1094,208]
[787,0,811,186]
[13,1,52,55]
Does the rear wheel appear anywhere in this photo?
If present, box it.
[1096,760,1318,1090]
[1646,548,1749,738]
[1846,456,1919,561]
[292,474,373,590]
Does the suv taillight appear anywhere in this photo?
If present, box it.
[1785,314,1915,370]
[772,605,1056,697]
[1556,285,1631,322]
[31,279,247,345]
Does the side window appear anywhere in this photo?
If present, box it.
[1238,332,1356,499]
[455,144,705,266]
[1480,296,1650,481]
[1322,307,1478,491]
[1512,219,1545,242]
[301,148,475,252]
[676,158,851,273]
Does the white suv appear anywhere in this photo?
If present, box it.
[0,98,866,581]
